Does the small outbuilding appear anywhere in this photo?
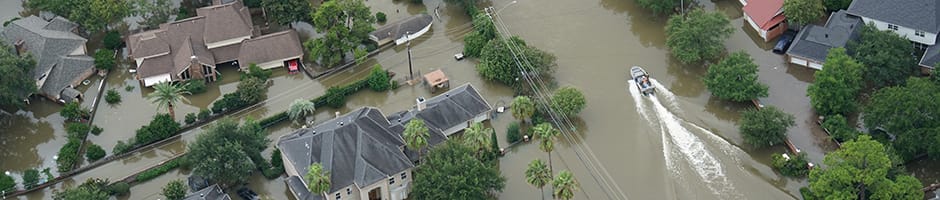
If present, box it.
[423,69,449,92]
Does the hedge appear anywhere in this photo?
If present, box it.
[259,112,288,128]
[136,158,181,183]
[56,138,82,172]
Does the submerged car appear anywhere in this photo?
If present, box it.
[630,66,655,96]
[773,31,796,54]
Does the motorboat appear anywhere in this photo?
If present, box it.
[630,66,655,96]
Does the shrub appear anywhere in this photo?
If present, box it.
[22,168,40,189]
[0,173,14,194]
[57,138,82,172]
[103,30,123,50]
[124,85,135,92]
[184,113,197,124]
[367,65,391,91]
[94,49,115,71]
[183,80,207,94]
[162,180,186,200]
[136,159,181,182]
[262,167,284,179]
[113,140,131,155]
[551,86,587,117]
[507,121,522,143]
[85,144,106,162]
[197,109,211,121]
[376,12,387,23]
[771,152,809,177]
[108,182,130,196]
[821,115,858,142]
[134,114,181,146]
[66,122,91,140]
[259,112,289,128]
[105,89,121,104]
[61,102,89,121]
[91,126,103,136]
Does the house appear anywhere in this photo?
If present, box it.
[848,0,940,73]
[279,107,415,200]
[421,69,449,92]
[278,83,494,200]
[369,14,433,46]
[742,0,787,42]
[0,15,95,103]
[127,0,303,87]
[183,184,231,200]
[786,10,862,69]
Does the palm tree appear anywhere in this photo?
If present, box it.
[511,96,536,122]
[462,122,492,155]
[403,119,430,159]
[534,123,559,173]
[288,99,316,124]
[305,163,331,195]
[553,170,579,200]
[147,82,190,120]
[525,159,552,200]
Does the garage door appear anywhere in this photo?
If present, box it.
[809,62,823,70]
[789,57,807,66]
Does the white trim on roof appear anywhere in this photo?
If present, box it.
[143,73,173,87]
[394,21,432,45]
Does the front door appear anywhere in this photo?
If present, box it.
[368,187,382,200]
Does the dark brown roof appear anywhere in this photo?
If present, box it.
[197,2,252,44]
[237,30,303,68]
[211,43,241,63]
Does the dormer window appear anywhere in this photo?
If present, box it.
[915,30,925,37]
[887,24,899,31]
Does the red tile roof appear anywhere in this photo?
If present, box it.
[743,0,786,30]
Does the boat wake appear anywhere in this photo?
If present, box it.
[628,79,740,198]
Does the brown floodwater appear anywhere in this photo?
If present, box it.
[4,0,940,199]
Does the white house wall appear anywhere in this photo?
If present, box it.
[745,15,769,39]
[250,55,301,70]
[142,73,173,87]
[861,17,938,45]
[206,36,251,49]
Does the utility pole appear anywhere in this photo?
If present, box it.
[406,31,414,81]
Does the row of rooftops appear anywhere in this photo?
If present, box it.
[277,83,491,198]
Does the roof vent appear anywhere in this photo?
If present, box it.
[825,34,829,38]
[445,93,449,97]
[339,121,344,126]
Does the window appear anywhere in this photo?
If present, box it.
[389,177,396,185]
[401,172,407,180]
[888,24,899,31]
[181,70,190,80]
[202,65,212,76]
[347,188,351,195]
[916,30,926,37]
[335,193,341,200]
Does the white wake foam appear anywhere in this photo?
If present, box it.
[628,80,652,122]
[650,79,681,111]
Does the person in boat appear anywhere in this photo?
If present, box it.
[641,76,650,88]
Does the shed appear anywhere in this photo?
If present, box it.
[423,69,449,92]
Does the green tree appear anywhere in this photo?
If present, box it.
[262,0,311,25]
[147,82,190,120]
[807,48,863,116]
[477,36,557,92]
[375,12,387,23]
[22,169,40,189]
[770,152,809,177]
[102,31,123,50]
[105,89,121,104]
[287,99,315,123]
[93,49,115,71]
[665,9,733,64]
[862,77,940,159]
[134,113,181,145]
[525,159,552,200]
[552,170,578,200]
[306,0,374,67]
[162,179,187,200]
[636,0,680,15]
[551,86,587,117]
[821,114,859,142]
[0,40,38,108]
[511,96,536,122]
[244,64,272,81]
[0,173,14,194]
[533,123,559,173]
[305,163,330,194]
[188,118,269,186]
[850,24,918,89]
[463,122,493,155]
[132,0,174,30]
[236,77,266,105]
[443,0,482,16]
[411,141,506,199]
[61,102,90,121]
[72,0,132,32]
[806,135,923,199]
[824,0,852,11]
[404,119,430,158]
[85,144,105,162]
[354,48,368,66]
[367,65,391,91]
[782,0,824,26]
[703,51,769,102]
[53,178,110,200]
[463,13,497,58]
[739,106,795,148]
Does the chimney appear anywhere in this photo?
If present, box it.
[335,111,340,119]
[416,97,426,111]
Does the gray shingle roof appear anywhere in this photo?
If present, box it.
[786,10,863,63]
[278,107,414,194]
[0,15,93,100]
[286,176,324,200]
[414,83,492,131]
[237,30,303,69]
[847,0,940,33]
[920,43,940,68]
[386,110,449,161]
[370,14,433,43]
[183,184,231,200]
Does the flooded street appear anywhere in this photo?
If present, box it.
[3,0,938,199]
